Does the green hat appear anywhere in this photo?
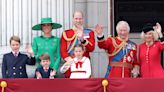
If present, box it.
[32,18,62,30]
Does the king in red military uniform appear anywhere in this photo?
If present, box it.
[60,11,95,78]
[95,21,140,78]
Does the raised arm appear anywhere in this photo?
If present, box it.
[95,24,111,50]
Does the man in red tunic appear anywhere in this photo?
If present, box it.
[60,11,95,78]
[95,21,140,78]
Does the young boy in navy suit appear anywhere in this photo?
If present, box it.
[2,36,35,78]
[35,53,56,79]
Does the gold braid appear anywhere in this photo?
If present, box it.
[63,31,76,41]
[108,37,127,56]
[62,30,77,53]
[68,36,77,53]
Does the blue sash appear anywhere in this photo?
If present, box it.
[105,66,112,78]
[68,39,79,56]
[67,29,92,56]
[105,40,135,78]
[83,29,92,37]
[111,41,134,62]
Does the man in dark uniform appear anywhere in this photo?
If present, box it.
[2,36,35,78]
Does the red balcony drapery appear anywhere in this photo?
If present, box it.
[1,78,164,92]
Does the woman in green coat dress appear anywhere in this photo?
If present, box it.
[29,17,62,78]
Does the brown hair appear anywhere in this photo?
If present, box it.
[73,10,84,18]
[74,44,85,51]
[10,36,21,44]
[40,53,50,61]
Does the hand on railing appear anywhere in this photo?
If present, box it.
[36,72,42,79]
[49,70,56,79]
[131,66,140,78]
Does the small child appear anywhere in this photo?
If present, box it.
[2,36,35,78]
[60,44,91,78]
[35,53,56,79]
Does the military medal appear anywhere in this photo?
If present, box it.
[127,56,131,62]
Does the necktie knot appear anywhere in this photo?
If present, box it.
[14,52,18,57]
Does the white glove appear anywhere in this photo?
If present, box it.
[131,66,140,78]
[77,30,84,39]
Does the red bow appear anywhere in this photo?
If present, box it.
[75,61,83,69]
[44,67,49,72]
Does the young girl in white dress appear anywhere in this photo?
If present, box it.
[60,44,91,78]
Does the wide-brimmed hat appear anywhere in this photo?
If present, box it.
[142,23,154,33]
[32,18,62,30]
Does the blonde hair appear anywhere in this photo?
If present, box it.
[116,21,130,32]
[140,31,159,41]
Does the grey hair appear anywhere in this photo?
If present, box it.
[116,21,130,32]
[140,31,159,41]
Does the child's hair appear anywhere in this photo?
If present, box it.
[10,36,20,44]
[40,53,50,61]
[74,44,84,51]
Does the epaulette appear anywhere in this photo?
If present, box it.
[62,30,76,41]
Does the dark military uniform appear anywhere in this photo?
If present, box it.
[2,52,35,78]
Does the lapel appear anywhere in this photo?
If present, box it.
[10,52,23,66]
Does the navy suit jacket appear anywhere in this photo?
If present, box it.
[2,52,35,78]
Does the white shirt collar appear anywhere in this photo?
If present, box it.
[12,51,19,56]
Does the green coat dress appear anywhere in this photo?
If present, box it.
[32,36,61,77]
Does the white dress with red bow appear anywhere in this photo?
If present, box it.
[70,57,91,79]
